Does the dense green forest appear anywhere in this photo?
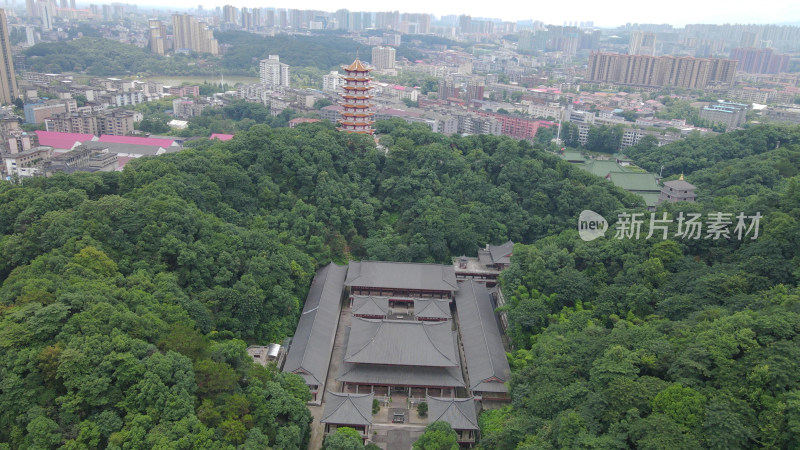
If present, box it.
[1,120,798,448]
[22,33,421,78]
[22,38,215,76]
[482,124,800,448]
[217,32,424,74]
[0,120,637,448]
[624,124,800,178]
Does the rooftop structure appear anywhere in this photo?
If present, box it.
[283,263,348,404]
[426,396,479,445]
[351,295,389,319]
[659,174,696,204]
[345,261,459,299]
[320,392,374,439]
[477,241,513,270]
[454,280,510,400]
[414,299,452,321]
[34,131,95,150]
[344,318,459,367]
[606,171,662,209]
[97,134,178,148]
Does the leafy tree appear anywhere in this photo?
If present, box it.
[323,427,364,450]
[413,421,459,450]
[314,99,334,110]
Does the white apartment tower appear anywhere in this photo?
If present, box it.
[371,46,396,70]
[259,55,290,89]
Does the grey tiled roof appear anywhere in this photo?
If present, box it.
[345,261,459,292]
[488,241,514,265]
[414,299,452,320]
[283,263,348,386]
[337,361,465,387]
[352,296,389,317]
[663,179,696,190]
[344,318,459,367]
[426,396,479,430]
[454,280,510,393]
[321,392,374,426]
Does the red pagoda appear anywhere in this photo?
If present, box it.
[338,58,375,134]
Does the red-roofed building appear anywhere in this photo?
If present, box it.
[210,133,234,141]
[34,131,96,150]
[97,135,177,148]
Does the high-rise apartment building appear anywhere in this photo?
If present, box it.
[241,8,252,30]
[25,0,37,16]
[222,5,238,25]
[259,55,290,89]
[148,19,167,55]
[0,9,19,105]
[629,30,656,56]
[322,71,342,92]
[172,14,219,55]
[587,52,737,89]
[41,2,54,30]
[370,46,395,70]
[730,47,789,74]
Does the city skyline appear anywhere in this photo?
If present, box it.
[134,0,800,28]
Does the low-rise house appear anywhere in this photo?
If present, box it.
[320,392,374,441]
[426,396,479,447]
[658,175,696,204]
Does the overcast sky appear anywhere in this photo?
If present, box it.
[152,0,800,28]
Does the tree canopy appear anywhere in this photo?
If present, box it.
[2,117,798,449]
[484,123,800,449]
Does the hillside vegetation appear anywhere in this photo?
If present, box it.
[484,124,800,449]
[1,122,798,448]
[0,121,635,448]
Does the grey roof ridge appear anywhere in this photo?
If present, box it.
[418,299,450,318]
[346,318,384,361]
[296,263,334,383]
[422,320,458,366]
[440,265,459,290]
[367,296,384,310]
[427,397,479,429]
[456,400,480,429]
[447,400,478,429]
[349,394,372,424]
[349,260,459,289]
[323,393,372,424]
[468,281,497,384]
